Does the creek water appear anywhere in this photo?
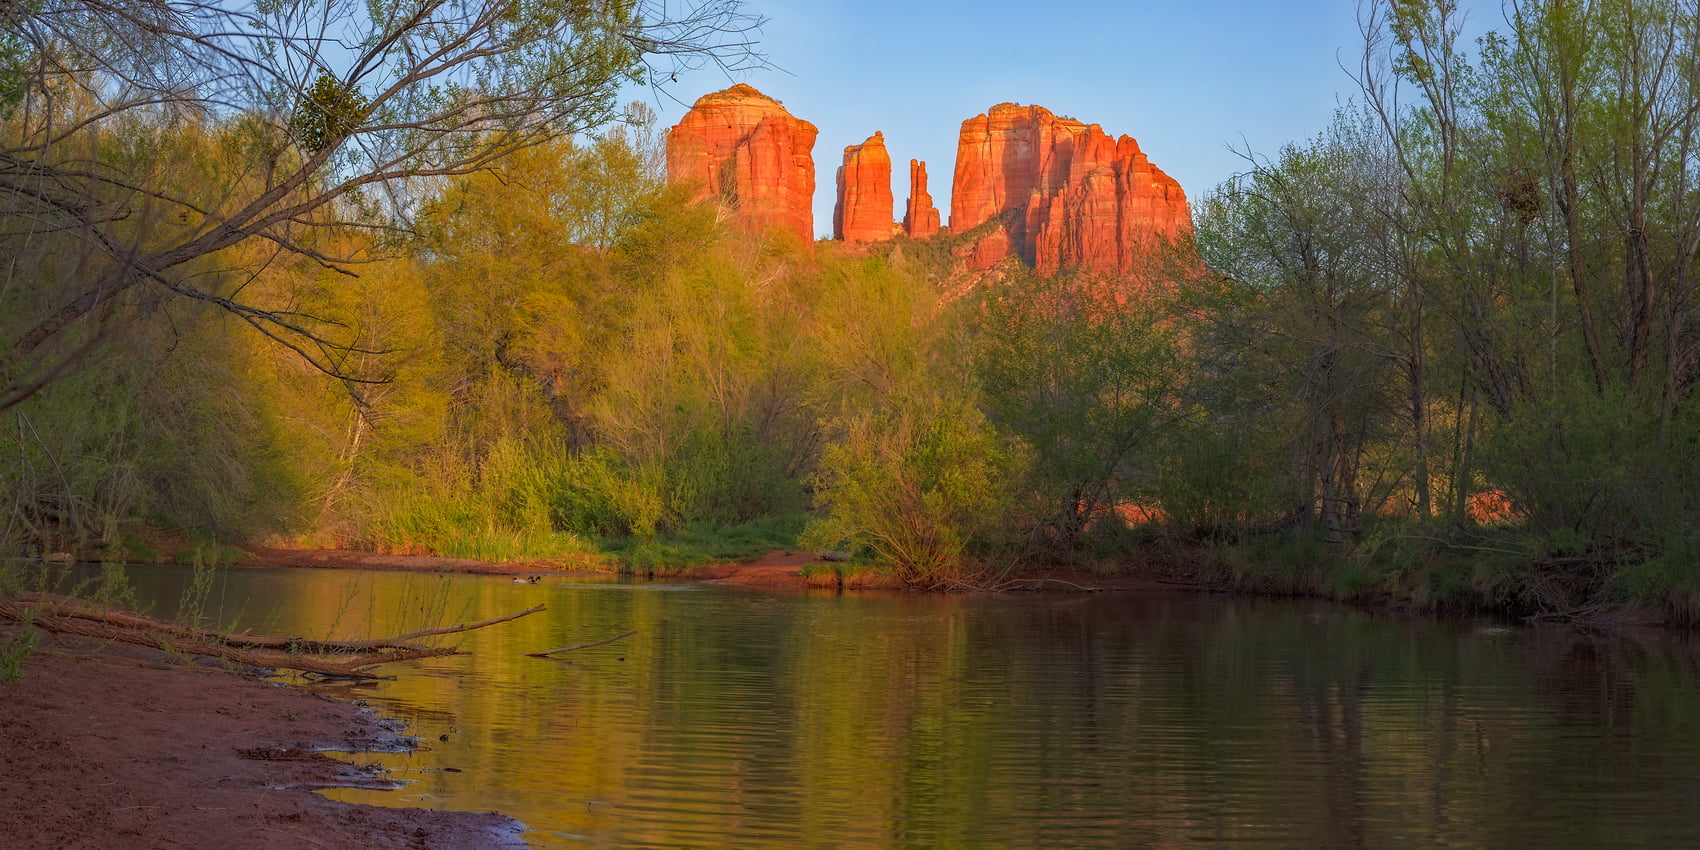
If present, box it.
[105,564,1700,847]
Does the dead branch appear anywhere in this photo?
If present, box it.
[0,599,451,678]
[11,593,544,653]
[390,604,547,643]
[0,594,546,679]
[526,630,636,658]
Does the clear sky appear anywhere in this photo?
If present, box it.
[625,0,1492,239]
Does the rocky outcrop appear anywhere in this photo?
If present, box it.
[665,84,818,248]
[833,132,895,243]
[949,103,1189,274]
[903,159,941,239]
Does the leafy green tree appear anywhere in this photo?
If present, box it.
[1187,113,1420,544]
[1360,0,1700,558]
[804,389,1026,587]
[975,270,1185,551]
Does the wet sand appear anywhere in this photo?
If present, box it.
[0,625,527,849]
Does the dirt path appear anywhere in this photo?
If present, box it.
[0,627,527,850]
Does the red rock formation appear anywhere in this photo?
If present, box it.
[833,132,895,243]
[903,159,941,239]
[949,103,1189,275]
[665,84,818,248]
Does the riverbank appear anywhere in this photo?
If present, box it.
[231,545,1198,592]
[0,624,528,850]
[223,542,1688,626]
[240,545,576,576]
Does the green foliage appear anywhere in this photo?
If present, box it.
[545,447,659,539]
[0,296,309,555]
[171,541,249,568]
[803,391,1027,587]
[1201,530,1333,596]
[64,562,138,611]
[0,23,25,116]
[1187,111,1417,543]
[806,255,950,405]
[1614,529,1700,624]
[363,436,600,561]
[601,515,806,574]
[976,270,1184,551]
[1481,387,1689,545]
[1164,0,1700,613]
[665,426,805,528]
[176,558,218,626]
[292,71,367,152]
[1151,413,1285,538]
[0,614,37,683]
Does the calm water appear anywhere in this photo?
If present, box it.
[105,564,1700,847]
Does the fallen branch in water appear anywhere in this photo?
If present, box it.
[389,605,547,643]
[527,630,636,658]
[0,593,547,679]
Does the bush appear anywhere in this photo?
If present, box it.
[803,392,1028,587]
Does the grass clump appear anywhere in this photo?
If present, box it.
[601,514,805,574]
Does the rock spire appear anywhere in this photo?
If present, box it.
[833,132,895,243]
[950,103,1189,274]
[665,84,819,248]
[903,159,941,239]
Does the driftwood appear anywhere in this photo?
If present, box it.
[0,593,546,680]
[526,630,636,658]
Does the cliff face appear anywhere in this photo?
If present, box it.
[903,159,941,239]
[950,103,1189,274]
[664,90,1187,271]
[665,84,818,247]
[833,132,895,243]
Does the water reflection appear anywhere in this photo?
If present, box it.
[108,565,1700,847]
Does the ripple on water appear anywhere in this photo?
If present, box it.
[93,566,1700,849]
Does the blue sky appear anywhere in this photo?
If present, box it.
[627,0,1495,238]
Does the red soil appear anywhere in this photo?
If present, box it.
[0,627,526,850]
[678,549,876,589]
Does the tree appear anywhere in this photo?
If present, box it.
[975,269,1185,551]
[1188,112,1423,544]
[0,0,761,406]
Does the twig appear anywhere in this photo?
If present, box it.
[390,604,547,643]
[527,630,636,658]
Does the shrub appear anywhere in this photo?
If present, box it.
[803,392,1027,587]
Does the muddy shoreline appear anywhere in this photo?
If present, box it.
[0,626,527,850]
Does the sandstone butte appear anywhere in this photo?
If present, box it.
[833,131,896,243]
[950,103,1190,275]
[904,159,942,239]
[665,84,818,248]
